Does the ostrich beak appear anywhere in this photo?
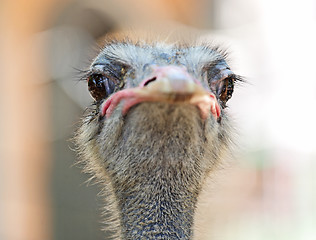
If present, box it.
[101,66,221,120]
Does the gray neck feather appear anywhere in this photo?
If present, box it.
[100,103,211,239]
[78,103,228,239]
[117,167,198,239]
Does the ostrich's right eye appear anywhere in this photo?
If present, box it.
[88,74,119,101]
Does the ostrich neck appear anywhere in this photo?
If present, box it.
[101,104,210,239]
[116,170,199,240]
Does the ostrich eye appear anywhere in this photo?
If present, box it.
[217,76,234,107]
[206,60,237,108]
[87,74,120,101]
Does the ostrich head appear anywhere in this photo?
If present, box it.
[76,36,240,239]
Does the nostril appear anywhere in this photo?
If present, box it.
[143,77,157,86]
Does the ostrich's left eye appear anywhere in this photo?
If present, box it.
[217,76,234,106]
[206,60,238,108]
[88,74,119,101]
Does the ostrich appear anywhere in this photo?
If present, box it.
[75,34,241,239]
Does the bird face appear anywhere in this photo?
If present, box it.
[78,40,241,195]
[86,42,239,124]
[76,40,241,239]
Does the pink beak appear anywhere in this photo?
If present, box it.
[101,66,221,121]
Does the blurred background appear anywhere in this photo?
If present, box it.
[0,0,315,239]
